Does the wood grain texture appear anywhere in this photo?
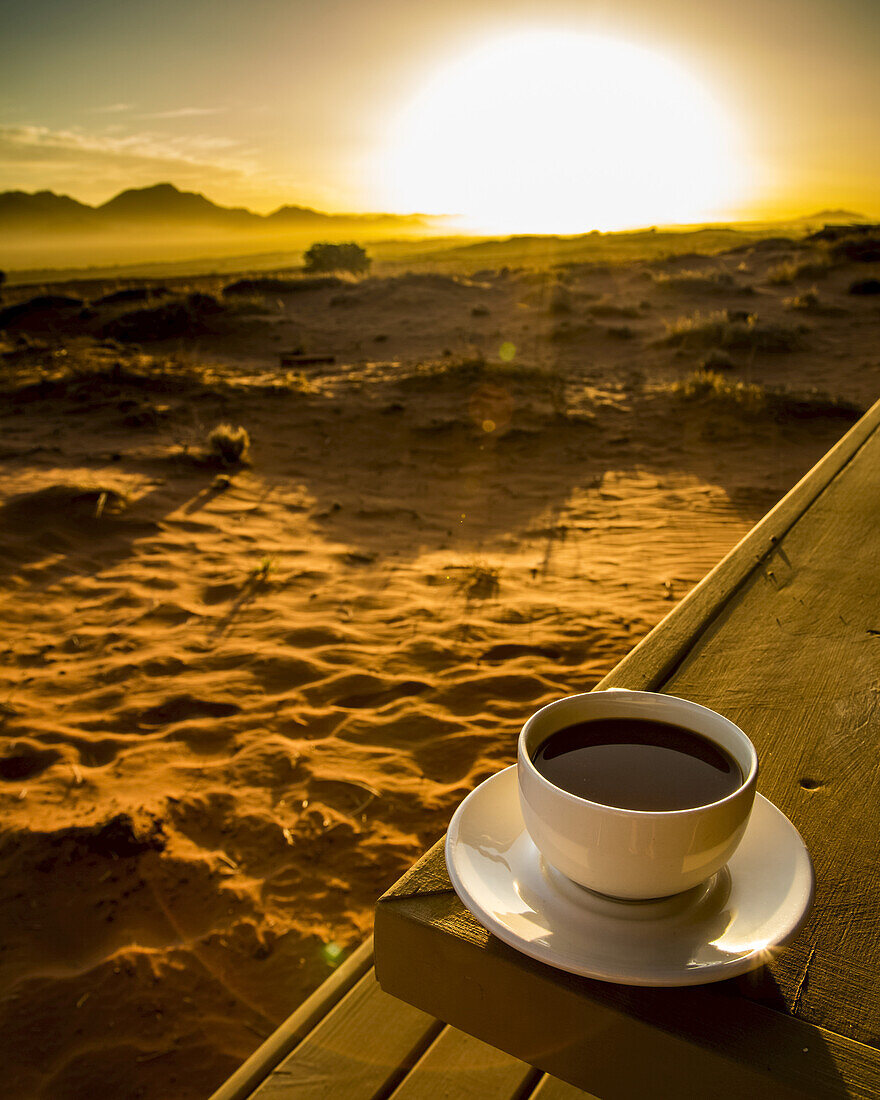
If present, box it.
[375,399,880,1099]
[251,967,443,1100]
[386,1024,539,1100]
[241,950,575,1100]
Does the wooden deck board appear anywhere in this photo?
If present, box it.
[240,962,588,1100]
[661,417,880,1046]
[387,1024,540,1099]
[210,938,375,1100]
[251,966,443,1100]
[375,397,880,1099]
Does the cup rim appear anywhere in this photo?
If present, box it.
[518,689,758,818]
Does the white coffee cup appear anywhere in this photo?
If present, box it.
[517,690,758,900]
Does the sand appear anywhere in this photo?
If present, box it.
[0,237,877,1098]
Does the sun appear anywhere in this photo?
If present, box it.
[379,30,750,233]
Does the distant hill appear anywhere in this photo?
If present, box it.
[0,182,439,237]
[0,190,102,232]
[96,182,256,229]
[800,209,869,223]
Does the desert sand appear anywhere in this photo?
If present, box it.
[0,232,877,1098]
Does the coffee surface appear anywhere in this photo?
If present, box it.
[531,717,741,811]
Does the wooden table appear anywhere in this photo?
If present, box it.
[375,400,880,1100]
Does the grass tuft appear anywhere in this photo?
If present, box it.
[669,370,767,415]
[662,310,804,352]
[783,287,820,311]
[587,299,640,319]
[766,256,831,285]
[207,423,250,466]
[667,369,863,423]
[652,269,736,292]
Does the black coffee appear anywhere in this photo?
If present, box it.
[532,717,741,811]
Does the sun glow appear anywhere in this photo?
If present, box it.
[380,30,751,234]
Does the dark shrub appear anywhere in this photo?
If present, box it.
[832,238,880,262]
[185,292,225,314]
[0,295,85,332]
[95,286,169,306]
[207,423,250,466]
[303,242,370,275]
[101,293,228,342]
[749,237,796,251]
[223,275,343,296]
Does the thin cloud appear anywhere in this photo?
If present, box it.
[0,125,252,192]
[93,103,135,114]
[140,107,226,120]
[1,124,242,163]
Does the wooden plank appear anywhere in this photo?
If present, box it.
[375,399,880,1099]
[387,1025,539,1100]
[209,937,375,1100]
[660,418,880,1047]
[251,966,443,1099]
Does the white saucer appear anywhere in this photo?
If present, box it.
[445,766,815,987]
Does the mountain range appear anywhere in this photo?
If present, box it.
[0,182,440,237]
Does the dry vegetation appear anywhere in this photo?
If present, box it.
[652,268,739,293]
[667,368,863,423]
[766,255,832,284]
[207,423,251,466]
[783,288,821,311]
[662,309,806,351]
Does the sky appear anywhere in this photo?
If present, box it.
[1,0,879,231]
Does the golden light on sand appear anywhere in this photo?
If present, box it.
[382,30,750,233]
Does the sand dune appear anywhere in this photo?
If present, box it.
[0,233,877,1097]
